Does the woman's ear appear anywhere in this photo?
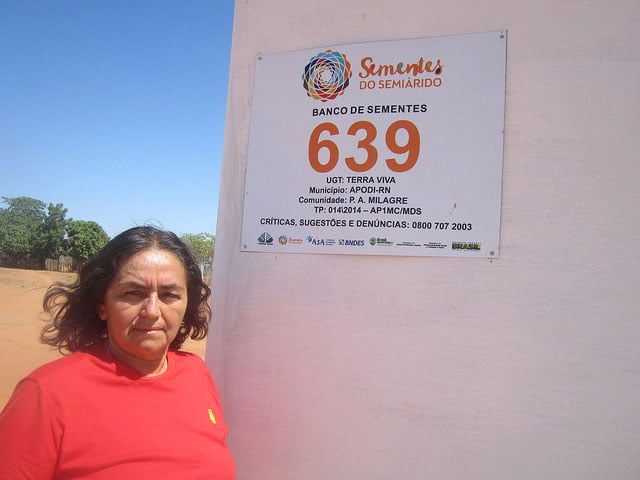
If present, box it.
[98,304,107,321]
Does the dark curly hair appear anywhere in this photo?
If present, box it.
[41,226,211,353]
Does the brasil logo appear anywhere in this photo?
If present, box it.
[302,50,352,102]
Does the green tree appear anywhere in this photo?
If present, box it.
[1,196,47,221]
[180,232,215,268]
[0,196,46,260]
[36,202,68,263]
[65,220,110,260]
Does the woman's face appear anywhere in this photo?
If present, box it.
[98,248,188,373]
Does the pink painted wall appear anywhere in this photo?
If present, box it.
[207,1,640,478]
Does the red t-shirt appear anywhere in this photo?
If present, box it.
[0,344,235,479]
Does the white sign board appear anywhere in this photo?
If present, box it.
[242,31,507,257]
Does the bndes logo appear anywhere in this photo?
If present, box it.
[339,239,365,246]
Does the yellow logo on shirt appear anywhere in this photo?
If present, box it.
[208,408,217,424]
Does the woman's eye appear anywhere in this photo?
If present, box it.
[161,292,181,300]
[124,290,143,298]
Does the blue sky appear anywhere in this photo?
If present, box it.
[1,1,234,237]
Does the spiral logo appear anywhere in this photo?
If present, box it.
[302,50,352,102]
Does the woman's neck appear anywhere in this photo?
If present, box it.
[104,340,168,377]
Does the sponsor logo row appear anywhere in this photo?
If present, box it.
[257,232,480,251]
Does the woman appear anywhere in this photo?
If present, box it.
[0,226,235,479]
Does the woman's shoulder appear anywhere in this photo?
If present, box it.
[168,350,216,379]
[168,351,222,399]
[170,350,207,368]
[26,351,89,381]
[24,344,105,384]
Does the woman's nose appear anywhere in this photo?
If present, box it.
[141,293,161,318]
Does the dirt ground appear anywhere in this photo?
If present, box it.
[0,267,206,409]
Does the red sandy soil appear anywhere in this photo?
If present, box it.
[0,267,206,409]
